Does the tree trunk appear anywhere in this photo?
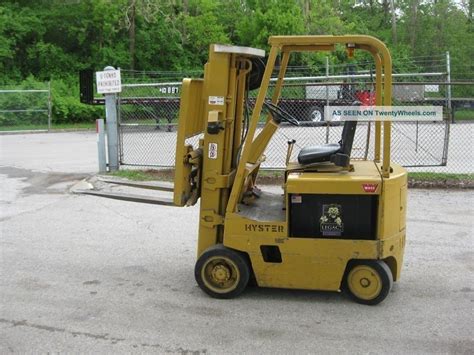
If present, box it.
[304,0,310,18]
[183,0,188,14]
[383,0,389,24]
[469,0,473,24]
[409,0,419,50]
[390,0,397,45]
[129,0,136,70]
[300,0,311,30]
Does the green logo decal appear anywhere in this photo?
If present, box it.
[320,204,344,237]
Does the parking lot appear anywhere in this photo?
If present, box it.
[1,132,473,353]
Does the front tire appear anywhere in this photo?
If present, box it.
[345,260,393,305]
[195,244,250,299]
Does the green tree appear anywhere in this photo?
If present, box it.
[236,0,305,49]
[180,0,230,67]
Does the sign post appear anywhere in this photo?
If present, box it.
[96,66,121,172]
[96,118,107,173]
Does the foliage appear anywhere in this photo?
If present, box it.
[408,172,474,181]
[0,0,472,123]
[109,168,175,181]
[51,78,103,124]
[0,76,102,127]
[0,76,49,126]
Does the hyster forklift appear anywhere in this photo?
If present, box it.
[174,35,407,305]
[89,36,407,305]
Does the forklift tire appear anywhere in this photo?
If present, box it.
[195,244,250,299]
[344,260,393,305]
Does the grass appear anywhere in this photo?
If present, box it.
[455,110,474,121]
[0,124,49,131]
[108,169,174,181]
[259,171,474,182]
[109,169,284,182]
[108,170,157,181]
[408,172,474,181]
[0,122,96,131]
[257,169,284,178]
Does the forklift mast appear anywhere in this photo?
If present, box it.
[173,44,265,254]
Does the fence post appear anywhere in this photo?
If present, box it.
[325,56,330,143]
[446,51,453,123]
[96,118,107,173]
[104,66,120,172]
[47,81,52,131]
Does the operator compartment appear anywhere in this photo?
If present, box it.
[237,188,286,222]
[286,161,382,240]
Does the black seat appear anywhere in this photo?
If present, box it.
[297,121,357,167]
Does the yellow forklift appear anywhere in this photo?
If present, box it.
[172,35,407,305]
[84,35,407,305]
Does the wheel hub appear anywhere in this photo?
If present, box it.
[211,264,231,282]
[348,265,382,300]
[360,277,370,288]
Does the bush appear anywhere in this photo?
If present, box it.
[0,76,49,127]
[51,78,102,124]
[0,76,103,127]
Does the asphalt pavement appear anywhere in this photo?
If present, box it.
[0,132,473,353]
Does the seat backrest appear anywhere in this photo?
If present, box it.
[339,121,357,156]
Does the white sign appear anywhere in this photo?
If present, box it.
[96,69,122,94]
[209,96,225,106]
[159,86,179,94]
[324,106,443,122]
[208,143,218,159]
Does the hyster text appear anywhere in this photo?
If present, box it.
[245,224,284,233]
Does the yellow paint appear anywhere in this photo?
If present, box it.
[347,265,383,300]
[201,255,241,294]
[286,161,382,195]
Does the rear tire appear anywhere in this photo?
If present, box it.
[195,244,250,299]
[344,260,393,305]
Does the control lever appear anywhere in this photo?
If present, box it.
[285,139,296,166]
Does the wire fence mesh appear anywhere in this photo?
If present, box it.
[0,83,51,131]
[117,62,473,175]
[118,82,180,167]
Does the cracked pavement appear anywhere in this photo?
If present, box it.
[1,132,473,353]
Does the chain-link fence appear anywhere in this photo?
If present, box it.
[0,83,52,131]
[116,59,473,175]
[118,82,180,166]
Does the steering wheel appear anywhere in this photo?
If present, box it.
[263,101,300,126]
